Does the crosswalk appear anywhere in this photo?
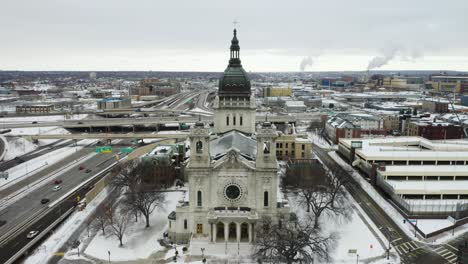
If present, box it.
[434,246,458,264]
[394,241,419,255]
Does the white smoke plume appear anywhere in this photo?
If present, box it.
[367,47,398,70]
[300,56,314,71]
[367,46,424,70]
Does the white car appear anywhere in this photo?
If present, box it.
[53,185,61,191]
[26,230,39,239]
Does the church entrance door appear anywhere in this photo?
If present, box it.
[216,222,224,241]
[240,222,249,242]
[228,222,236,242]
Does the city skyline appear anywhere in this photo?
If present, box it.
[1,0,468,71]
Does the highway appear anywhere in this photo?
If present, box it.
[312,145,453,264]
[0,139,72,170]
[0,143,128,263]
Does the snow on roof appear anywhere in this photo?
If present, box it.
[210,130,257,160]
[387,180,468,194]
[380,165,468,176]
[341,137,468,160]
[285,100,306,107]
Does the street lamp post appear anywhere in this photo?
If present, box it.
[108,250,111,263]
[201,247,206,263]
[356,254,359,264]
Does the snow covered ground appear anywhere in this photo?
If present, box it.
[189,107,213,116]
[288,193,392,263]
[23,186,112,264]
[84,190,184,261]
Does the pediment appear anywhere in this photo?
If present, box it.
[212,148,256,171]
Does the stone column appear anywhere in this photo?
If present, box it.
[236,222,241,243]
[248,223,252,243]
[252,223,255,242]
[224,222,229,242]
[210,223,216,242]
[213,223,217,243]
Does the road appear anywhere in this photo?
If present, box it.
[0,139,72,170]
[0,145,128,263]
[313,145,454,264]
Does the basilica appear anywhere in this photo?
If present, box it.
[168,29,290,244]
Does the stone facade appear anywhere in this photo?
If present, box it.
[168,29,290,244]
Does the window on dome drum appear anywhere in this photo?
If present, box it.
[184,219,187,229]
[263,142,270,154]
[264,191,269,207]
[197,191,202,207]
[240,116,243,126]
[196,141,203,154]
[226,116,229,126]
[233,115,236,126]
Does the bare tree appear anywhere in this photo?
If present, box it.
[107,206,131,247]
[93,204,109,235]
[112,159,167,228]
[124,188,165,228]
[283,160,350,228]
[254,215,335,264]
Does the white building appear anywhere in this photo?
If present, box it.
[168,29,290,244]
[338,137,468,217]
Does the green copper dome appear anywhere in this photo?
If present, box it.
[218,29,251,97]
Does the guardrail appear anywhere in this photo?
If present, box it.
[1,156,127,264]
[0,152,97,210]
[4,207,75,264]
[0,207,48,247]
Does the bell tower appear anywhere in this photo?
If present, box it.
[213,28,256,135]
[189,120,211,168]
[256,121,278,169]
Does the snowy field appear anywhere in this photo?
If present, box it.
[84,190,184,261]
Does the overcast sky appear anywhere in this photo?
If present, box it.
[1,0,468,72]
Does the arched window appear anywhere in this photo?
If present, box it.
[263,141,270,154]
[226,115,230,126]
[184,219,188,229]
[233,115,236,126]
[196,141,203,154]
[240,115,243,126]
[197,190,202,207]
[264,191,269,207]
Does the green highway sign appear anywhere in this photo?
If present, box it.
[121,147,133,153]
[96,146,112,153]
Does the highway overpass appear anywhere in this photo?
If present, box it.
[1,113,322,129]
[5,132,189,140]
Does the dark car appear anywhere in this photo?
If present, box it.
[53,179,63,185]
[79,165,85,170]
[0,220,6,227]
[77,121,83,124]
[41,198,50,204]
[32,121,38,124]
[85,169,92,173]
